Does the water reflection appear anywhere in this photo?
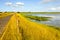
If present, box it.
[27,14,60,27]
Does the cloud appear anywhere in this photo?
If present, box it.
[42,0,53,3]
[5,2,24,6]
[16,2,24,6]
[5,2,12,6]
[50,7,56,10]
[50,7,60,10]
[40,0,57,3]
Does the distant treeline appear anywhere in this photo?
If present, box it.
[0,12,60,14]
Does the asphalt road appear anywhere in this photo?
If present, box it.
[0,15,12,37]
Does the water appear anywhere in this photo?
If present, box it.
[27,14,60,27]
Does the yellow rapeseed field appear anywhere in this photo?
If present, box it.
[0,13,60,40]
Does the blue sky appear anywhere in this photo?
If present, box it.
[0,0,60,12]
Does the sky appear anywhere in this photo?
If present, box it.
[0,0,60,12]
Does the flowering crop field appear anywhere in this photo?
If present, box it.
[0,13,60,40]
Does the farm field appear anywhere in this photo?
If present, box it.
[0,12,60,40]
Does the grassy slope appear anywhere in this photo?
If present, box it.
[20,12,60,14]
[24,15,52,21]
[0,13,60,40]
[17,13,60,40]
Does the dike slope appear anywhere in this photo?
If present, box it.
[0,13,60,40]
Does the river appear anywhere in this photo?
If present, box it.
[27,14,60,27]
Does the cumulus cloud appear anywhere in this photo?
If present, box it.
[5,2,12,6]
[40,0,57,3]
[42,0,53,3]
[5,2,24,6]
[50,7,56,10]
[50,7,60,10]
[16,2,24,6]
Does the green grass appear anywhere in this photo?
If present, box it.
[20,12,60,14]
[0,12,60,14]
[23,15,52,21]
